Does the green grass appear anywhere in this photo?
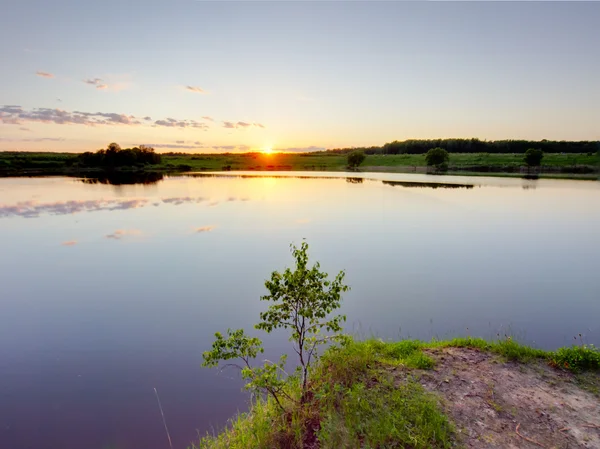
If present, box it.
[191,336,600,449]
[192,338,453,449]
[159,152,599,173]
[2,151,598,180]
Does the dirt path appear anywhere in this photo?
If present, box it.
[411,348,600,448]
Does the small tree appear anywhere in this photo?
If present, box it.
[347,151,366,169]
[524,148,544,167]
[202,242,349,408]
[425,147,449,169]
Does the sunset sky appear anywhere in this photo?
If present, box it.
[1,1,598,153]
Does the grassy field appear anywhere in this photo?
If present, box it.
[191,337,599,449]
[161,152,599,172]
[1,151,598,179]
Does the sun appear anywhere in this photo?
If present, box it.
[262,146,274,155]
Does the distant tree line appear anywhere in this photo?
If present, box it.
[78,143,161,167]
[327,139,599,155]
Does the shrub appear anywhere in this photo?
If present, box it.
[425,147,449,167]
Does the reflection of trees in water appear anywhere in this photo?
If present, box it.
[79,172,164,185]
[346,177,364,184]
[382,180,474,189]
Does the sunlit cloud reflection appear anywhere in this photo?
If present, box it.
[106,229,142,240]
[0,195,223,219]
[194,225,215,233]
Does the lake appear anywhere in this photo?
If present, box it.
[1,172,599,449]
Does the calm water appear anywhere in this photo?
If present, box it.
[1,172,599,449]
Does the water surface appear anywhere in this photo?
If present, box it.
[1,172,599,449]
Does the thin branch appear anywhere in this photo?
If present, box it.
[220,363,244,372]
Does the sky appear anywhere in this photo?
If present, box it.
[0,0,598,153]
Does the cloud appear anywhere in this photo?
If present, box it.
[105,229,142,240]
[185,86,206,94]
[202,116,214,122]
[83,78,103,86]
[153,119,209,130]
[19,127,31,132]
[211,145,237,151]
[36,71,54,78]
[0,105,206,129]
[161,196,206,205]
[0,195,217,220]
[143,116,152,121]
[144,143,206,150]
[0,198,149,219]
[61,240,78,246]
[222,121,265,129]
[0,137,66,142]
[194,225,215,233]
[176,140,185,144]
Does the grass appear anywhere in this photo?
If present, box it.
[191,336,600,449]
[191,338,453,449]
[1,151,598,180]
[160,152,599,174]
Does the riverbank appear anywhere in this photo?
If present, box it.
[1,151,598,181]
[193,337,600,449]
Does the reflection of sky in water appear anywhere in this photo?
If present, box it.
[0,173,599,449]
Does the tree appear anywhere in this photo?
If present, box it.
[524,148,544,167]
[347,151,366,169]
[257,242,349,395]
[425,147,449,168]
[202,242,350,408]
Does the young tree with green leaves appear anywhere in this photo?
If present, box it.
[202,241,350,408]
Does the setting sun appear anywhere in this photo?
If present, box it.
[262,146,274,155]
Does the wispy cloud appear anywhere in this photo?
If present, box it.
[106,229,142,240]
[194,225,215,233]
[36,71,54,79]
[153,118,209,130]
[162,196,206,205]
[61,240,78,246]
[0,105,208,129]
[19,127,31,132]
[186,86,206,94]
[0,198,149,219]
[223,121,265,129]
[0,137,66,142]
[0,195,217,219]
[202,116,214,122]
[83,78,107,90]
[143,142,206,149]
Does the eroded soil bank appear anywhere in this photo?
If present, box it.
[404,347,600,448]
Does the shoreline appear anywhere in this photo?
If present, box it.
[0,166,598,182]
[194,337,600,449]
